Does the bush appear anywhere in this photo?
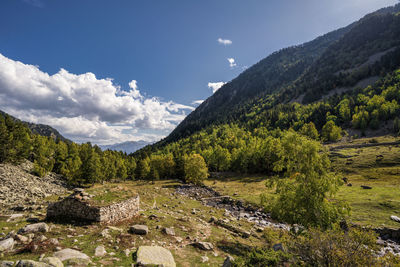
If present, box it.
[233,248,290,267]
[294,227,380,266]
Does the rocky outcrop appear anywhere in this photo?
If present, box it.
[47,189,139,223]
[0,161,67,211]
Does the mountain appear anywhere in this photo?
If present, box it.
[0,110,70,143]
[161,4,400,145]
[100,140,150,154]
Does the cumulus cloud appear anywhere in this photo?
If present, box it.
[227,58,237,68]
[208,82,226,93]
[191,100,204,105]
[217,38,232,45]
[0,53,194,144]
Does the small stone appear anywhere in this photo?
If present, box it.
[191,242,213,251]
[38,235,47,242]
[222,255,234,267]
[15,234,29,243]
[53,248,90,262]
[201,256,209,263]
[163,227,175,236]
[41,257,63,267]
[124,249,130,257]
[0,238,14,252]
[18,223,49,234]
[390,215,400,223]
[49,238,59,246]
[129,225,148,235]
[95,245,107,257]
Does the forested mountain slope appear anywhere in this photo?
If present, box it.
[0,110,70,143]
[163,4,400,144]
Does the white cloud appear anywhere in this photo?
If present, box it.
[0,53,193,144]
[208,82,226,93]
[217,38,232,45]
[191,100,204,105]
[227,58,237,68]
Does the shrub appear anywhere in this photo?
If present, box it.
[294,227,380,266]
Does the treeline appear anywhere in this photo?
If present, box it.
[0,114,135,186]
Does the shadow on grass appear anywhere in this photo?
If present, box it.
[209,172,270,183]
[216,240,256,257]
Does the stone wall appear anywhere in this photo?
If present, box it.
[46,189,140,224]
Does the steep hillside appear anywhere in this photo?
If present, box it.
[0,110,69,143]
[163,4,400,144]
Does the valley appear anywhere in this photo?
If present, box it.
[1,2,400,266]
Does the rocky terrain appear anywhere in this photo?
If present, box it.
[0,161,68,212]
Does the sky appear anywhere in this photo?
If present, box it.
[0,0,398,145]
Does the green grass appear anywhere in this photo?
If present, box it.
[206,135,400,228]
[0,180,270,267]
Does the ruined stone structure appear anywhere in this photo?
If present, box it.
[46,188,140,223]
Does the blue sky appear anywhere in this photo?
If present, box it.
[0,0,398,144]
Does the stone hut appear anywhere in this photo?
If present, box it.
[46,188,140,224]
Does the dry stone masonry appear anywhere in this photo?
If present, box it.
[46,188,139,223]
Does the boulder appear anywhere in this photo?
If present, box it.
[129,225,149,235]
[15,260,51,267]
[53,248,90,262]
[0,261,14,267]
[163,227,175,236]
[390,215,400,223]
[18,223,49,234]
[41,257,63,267]
[191,241,213,251]
[0,238,14,252]
[222,255,234,267]
[136,246,176,267]
[94,245,107,257]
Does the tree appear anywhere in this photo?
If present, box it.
[268,131,347,228]
[136,157,150,179]
[33,135,55,177]
[299,122,319,140]
[321,120,342,142]
[183,154,208,185]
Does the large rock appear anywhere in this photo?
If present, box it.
[0,261,14,267]
[53,248,90,262]
[18,223,49,234]
[15,260,51,267]
[191,241,213,251]
[129,225,148,235]
[41,257,63,267]
[0,238,14,252]
[391,215,400,223]
[136,246,176,267]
